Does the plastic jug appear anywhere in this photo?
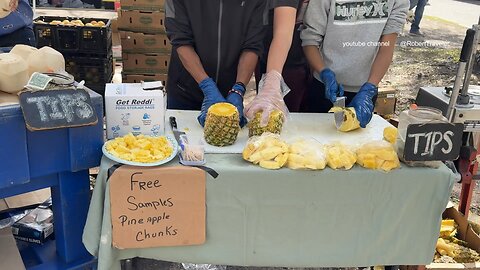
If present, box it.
[10,45,38,61]
[27,47,65,76]
[397,105,448,166]
[0,53,29,94]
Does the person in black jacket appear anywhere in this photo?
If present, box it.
[165,0,267,127]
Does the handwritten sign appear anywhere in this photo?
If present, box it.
[109,165,206,249]
[19,89,98,131]
[404,123,463,161]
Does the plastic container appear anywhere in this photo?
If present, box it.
[398,106,447,142]
[179,134,206,166]
[64,53,113,96]
[33,16,112,56]
[397,105,448,166]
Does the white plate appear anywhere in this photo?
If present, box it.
[102,136,178,167]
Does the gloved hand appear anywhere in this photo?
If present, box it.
[349,82,378,128]
[319,68,344,104]
[226,83,247,127]
[244,70,288,127]
[197,77,226,127]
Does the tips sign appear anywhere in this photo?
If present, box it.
[404,123,464,161]
[19,89,98,131]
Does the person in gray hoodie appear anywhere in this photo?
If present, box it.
[301,0,408,128]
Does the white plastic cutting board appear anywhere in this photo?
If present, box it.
[166,110,393,154]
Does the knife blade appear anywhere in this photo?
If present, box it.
[333,97,346,129]
[169,116,186,145]
[333,96,346,108]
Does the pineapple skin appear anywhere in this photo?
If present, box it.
[204,104,241,147]
[248,111,284,137]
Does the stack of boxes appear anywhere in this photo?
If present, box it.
[118,0,171,86]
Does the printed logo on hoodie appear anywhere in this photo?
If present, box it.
[334,0,389,23]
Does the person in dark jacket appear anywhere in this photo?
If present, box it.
[0,0,35,47]
[165,0,266,127]
[247,0,310,126]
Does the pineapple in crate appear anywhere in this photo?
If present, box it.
[204,103,241,147]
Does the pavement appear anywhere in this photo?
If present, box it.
[422,0,480,28]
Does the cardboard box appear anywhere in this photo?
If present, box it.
[0,189,51,213]
[118,10,165,34]
[375,87,396,116]
[122,53,170,74]
[111,17,118,33]
[402,207,480,270]
[120,0,165,11]
[105,82,166,139]
[426,207,480,269]
[0,228,26,270]
[120,31,171,54]
[122,73,167,85]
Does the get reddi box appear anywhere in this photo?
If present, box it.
[105,82,166,139]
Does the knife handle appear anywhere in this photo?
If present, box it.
[169,116,178,130]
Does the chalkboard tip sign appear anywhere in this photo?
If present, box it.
[403,123,464,162]
[19,89,98,131]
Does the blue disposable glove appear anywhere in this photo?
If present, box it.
[197,77,226,127]
[319,68,344,103]
[226,83,247,127]
[348,82,378,128]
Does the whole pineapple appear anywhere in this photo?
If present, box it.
[204,103,241,147]
[248,110,284,137]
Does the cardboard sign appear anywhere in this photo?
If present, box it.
[19,89,98,131]
[109,165,206,249]
[404,123,464,161]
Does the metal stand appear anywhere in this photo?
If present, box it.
[457,134,479,218]
[446,17,480,217]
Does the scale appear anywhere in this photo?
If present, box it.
[415,17,480,217]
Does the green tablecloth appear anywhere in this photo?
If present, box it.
[83,154,455,270]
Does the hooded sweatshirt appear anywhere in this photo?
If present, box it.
[0,0,33,37]
[301,0,408,92]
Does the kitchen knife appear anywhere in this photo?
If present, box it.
[169,116,186,145]
[333,96,347,128]
[333,96,346,108]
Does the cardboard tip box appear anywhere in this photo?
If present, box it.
[375,87,397,116]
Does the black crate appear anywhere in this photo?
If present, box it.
[65,54,114,96]
[34,16,112,56]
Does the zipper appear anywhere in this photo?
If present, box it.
[215,0,223,83]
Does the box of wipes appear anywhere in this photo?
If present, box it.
[105,82,165,139]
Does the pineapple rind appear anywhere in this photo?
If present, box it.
[204,103,241,147]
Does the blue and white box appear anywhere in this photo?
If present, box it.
[105,82,166,139]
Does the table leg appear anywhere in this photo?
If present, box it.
[51,170,91,264]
